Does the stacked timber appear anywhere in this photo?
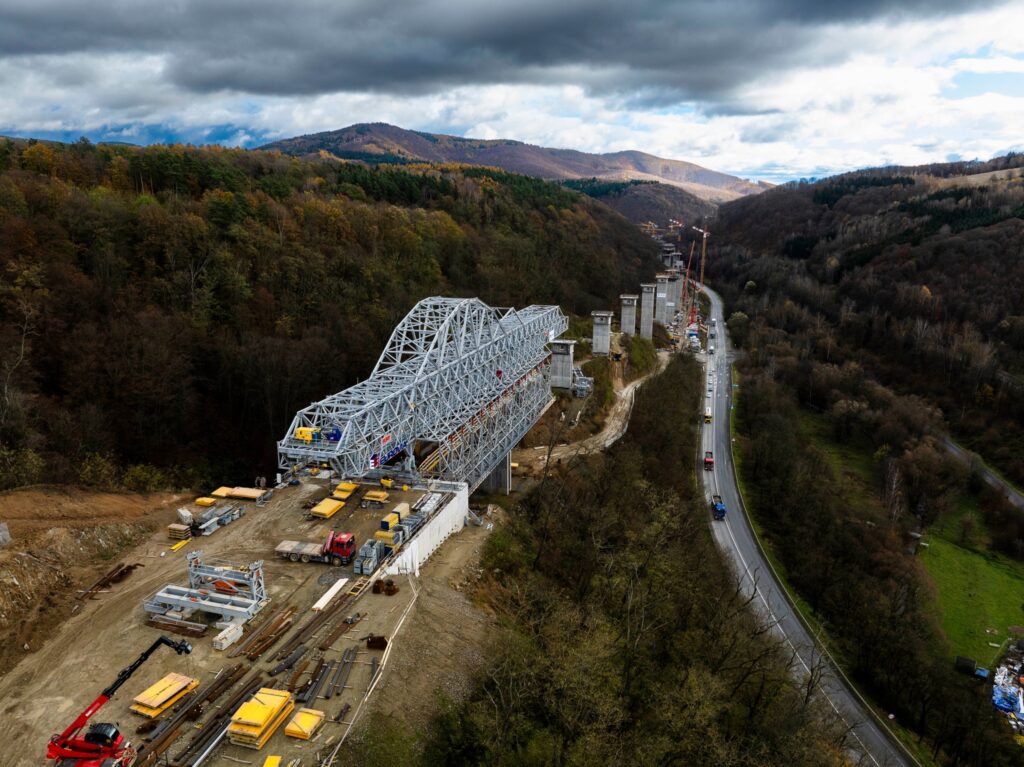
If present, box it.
[130,673,199,719]
[167,524,192,540]
[227,688,294,749]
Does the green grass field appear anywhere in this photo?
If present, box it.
[920,519,1024,666]
[795,411,1024,667]
[797,412,886,519]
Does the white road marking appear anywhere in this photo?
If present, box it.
[701,302,881,767]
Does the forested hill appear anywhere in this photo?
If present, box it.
[562,177,716,227]
[0,137,660,489]
[261,122,767,203]
[709,153,1024,485]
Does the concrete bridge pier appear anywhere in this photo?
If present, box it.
[481,451,512,494]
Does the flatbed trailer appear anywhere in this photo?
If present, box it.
[274,532,356,566]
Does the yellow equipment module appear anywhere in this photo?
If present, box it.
[293,427,319,443]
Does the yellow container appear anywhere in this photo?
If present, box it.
[392,502,411,521]
[380,512,399,531]
[311,498,344,519]
[262,758,282,767]
[364,490,389,503]
[195,497,216,507]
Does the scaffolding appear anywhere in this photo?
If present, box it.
[278,297,568,491]
[144,551,267,624]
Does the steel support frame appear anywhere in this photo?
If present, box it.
[186,551,267,603]
[277,297,567,487]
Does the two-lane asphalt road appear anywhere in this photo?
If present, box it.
[700,287,909,767]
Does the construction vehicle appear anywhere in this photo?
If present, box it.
[275,532,356,566]
[712,494,726,520]
[704,451,714,471]
[47,635,192,766]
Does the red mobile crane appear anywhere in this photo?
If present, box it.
[47,635,192,766]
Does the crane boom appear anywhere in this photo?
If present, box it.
[47,636,192,765]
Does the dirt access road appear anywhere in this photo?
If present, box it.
[514,350,669,472]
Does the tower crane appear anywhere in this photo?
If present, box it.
[46,635,192,766]
[692,224,710,292]
[683,241,697,325]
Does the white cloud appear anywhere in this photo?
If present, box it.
[0,2,1021,180]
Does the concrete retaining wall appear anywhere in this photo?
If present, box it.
[383,483,470,577]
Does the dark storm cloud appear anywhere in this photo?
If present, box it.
[0,0,1003,108]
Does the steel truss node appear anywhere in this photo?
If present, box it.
[278,297,568,491]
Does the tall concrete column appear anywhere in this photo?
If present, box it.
[666,275,679,321]
[620,294,638,336]
[640,284,655,340]
[549,339,576,389]
[591,310,612,355]
[655,275,669,325]
[482,451,511,495]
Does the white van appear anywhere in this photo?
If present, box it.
[709,344,715,354]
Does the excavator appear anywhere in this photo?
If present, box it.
[47,635,192,766]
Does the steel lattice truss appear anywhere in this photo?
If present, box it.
[278,297,568,490]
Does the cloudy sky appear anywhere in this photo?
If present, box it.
[1,0,1021,182]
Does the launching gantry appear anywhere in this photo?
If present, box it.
[278,297,568,491]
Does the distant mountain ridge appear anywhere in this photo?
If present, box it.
[260,122,767,204]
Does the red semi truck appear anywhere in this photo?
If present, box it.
[275,531,356,566]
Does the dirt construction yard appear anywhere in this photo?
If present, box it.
[0,479,498,767]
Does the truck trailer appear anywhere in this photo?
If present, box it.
[275,532,356,566]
